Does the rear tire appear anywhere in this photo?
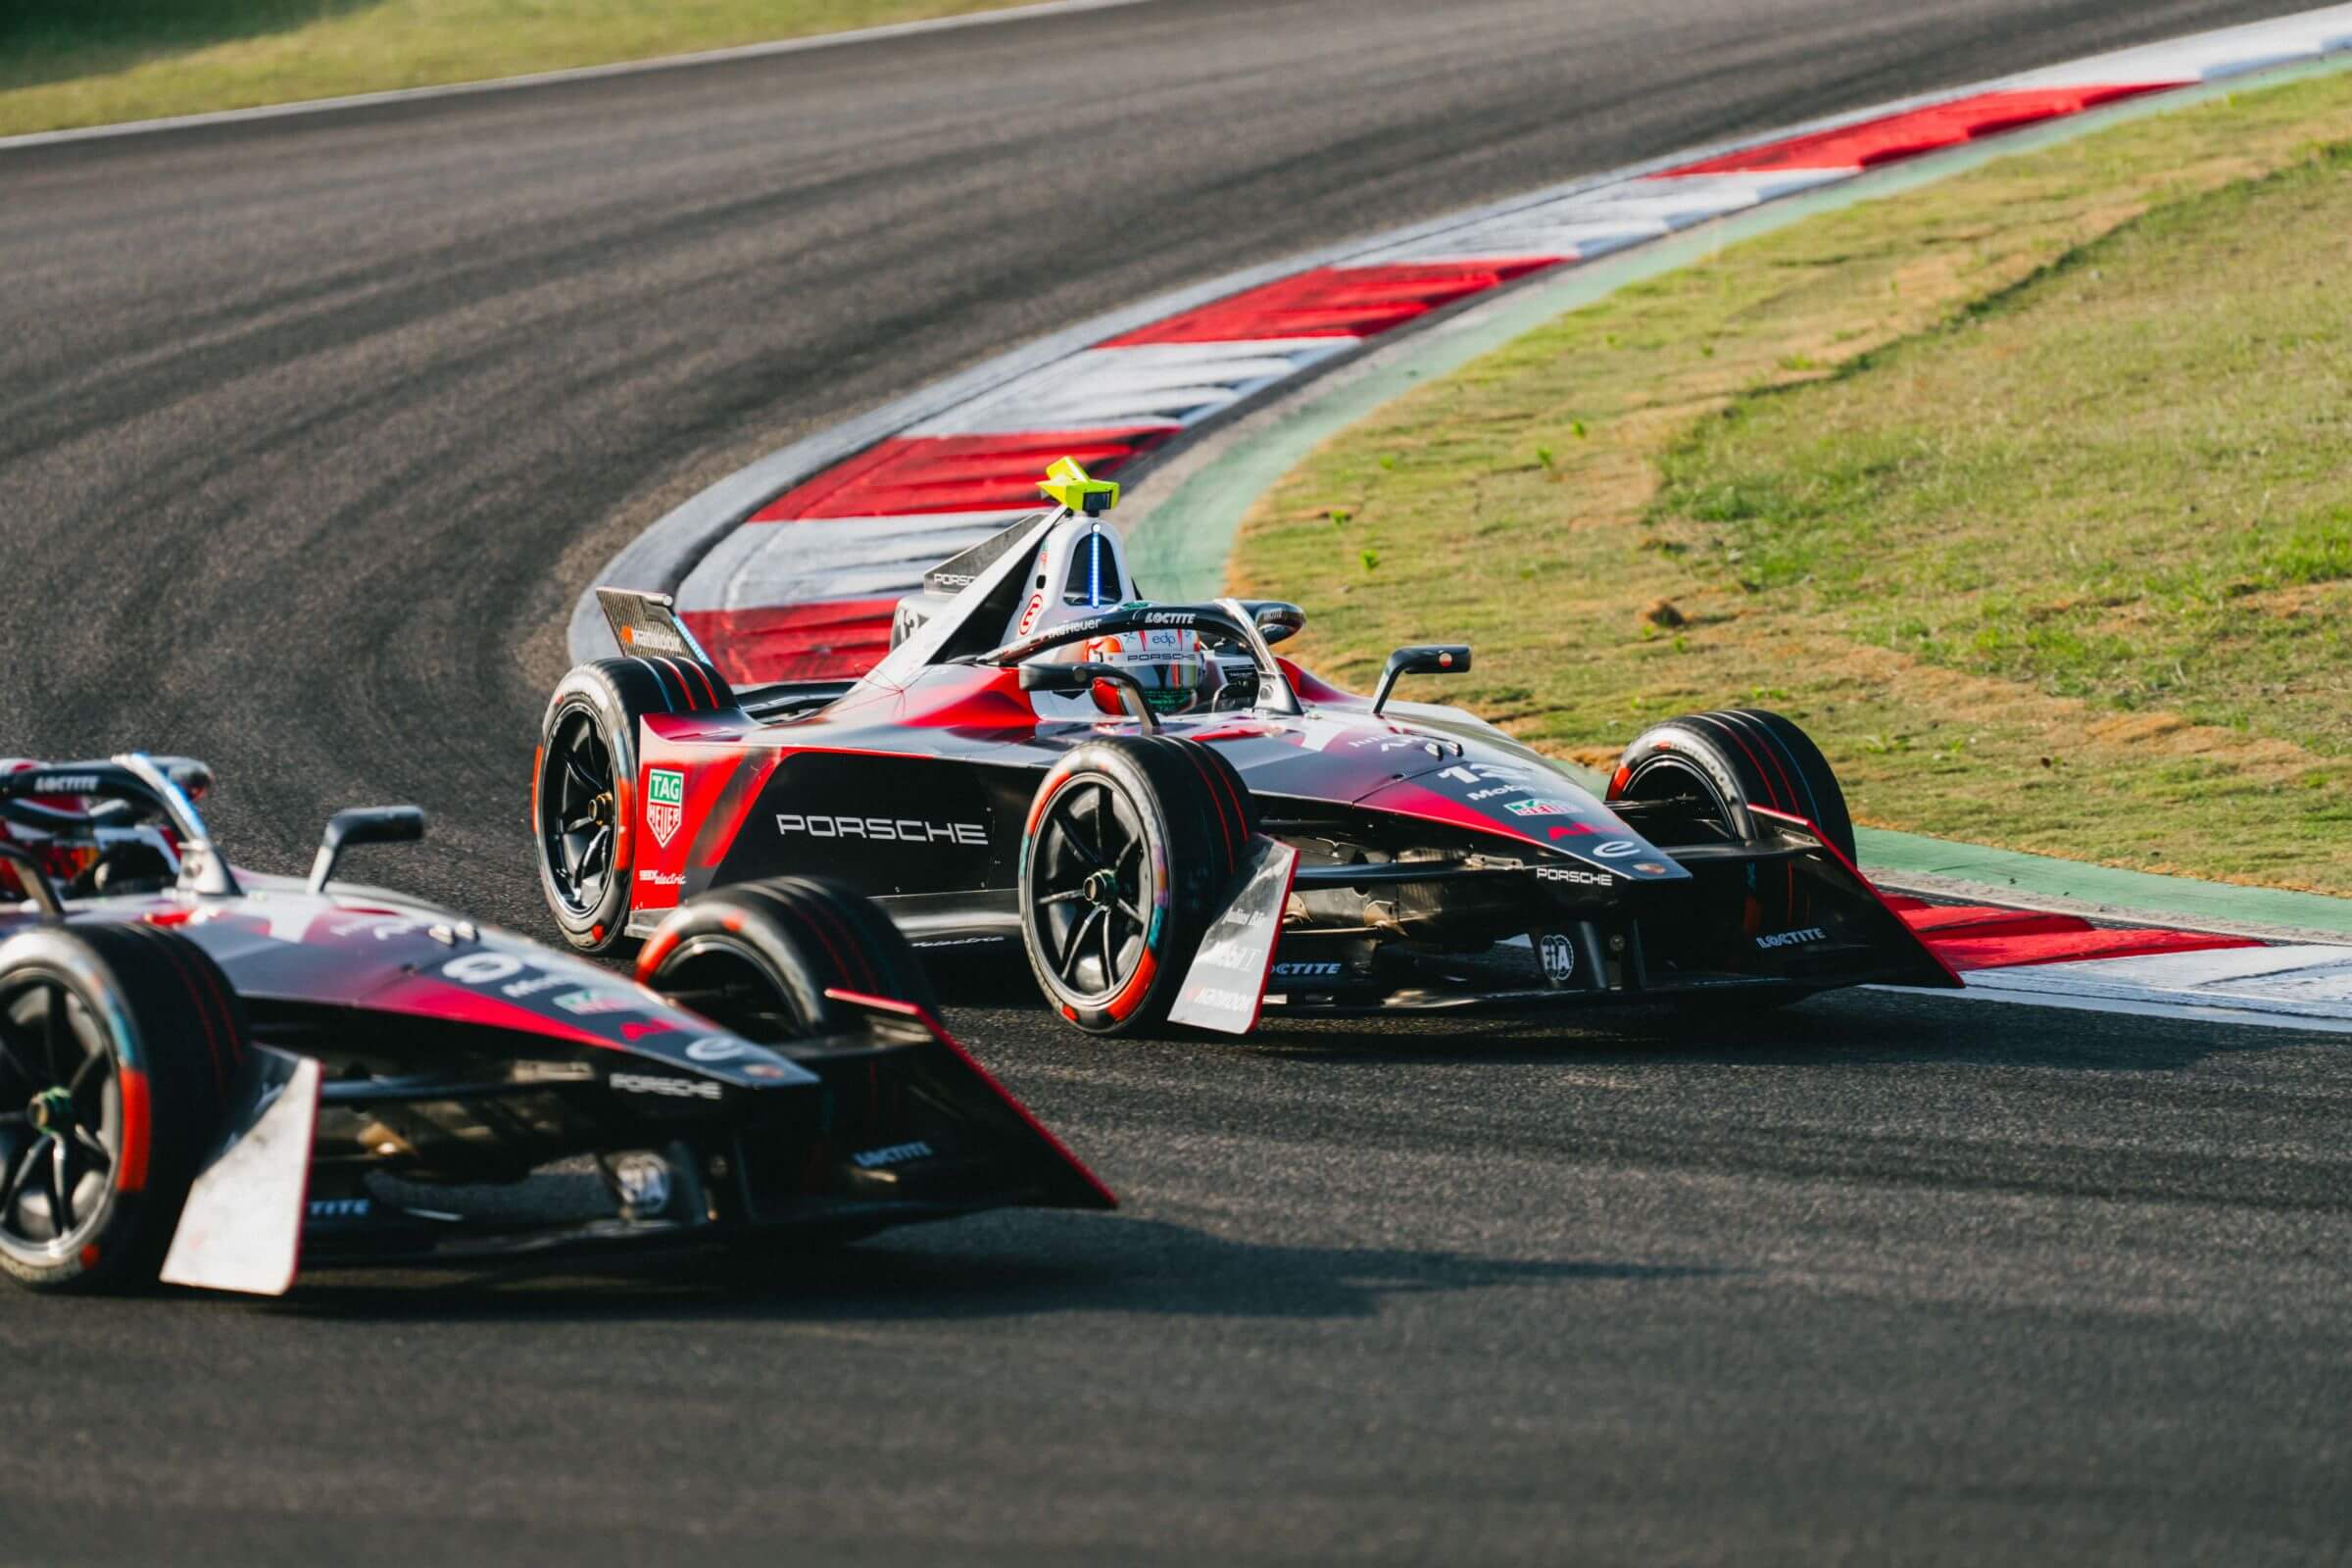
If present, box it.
[0,925,243,1294]
[1606,708,1855,862]
[1017,735,1256,1036]
[535,659,678,955]
[637,876,938,1043]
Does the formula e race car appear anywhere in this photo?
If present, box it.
[538,459,1958,1037]
[0,756,1110,1296]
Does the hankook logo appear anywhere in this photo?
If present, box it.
[623,623,688,656]
[777,813,987,846]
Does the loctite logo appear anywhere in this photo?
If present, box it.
[1755,926,1828,951]
[852,1140,935,1169]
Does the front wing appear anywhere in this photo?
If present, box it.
[162,995,1111,1296]
[1176,809,1957,1030]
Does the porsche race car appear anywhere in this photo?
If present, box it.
[538,460,1958,1037]
[0,755,1110,1296]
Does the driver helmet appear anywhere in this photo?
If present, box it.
[0,762,98,900]
[1068,627,1212,717]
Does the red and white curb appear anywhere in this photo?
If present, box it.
[575,4,2352,1030]
[1951,943,2352,1033]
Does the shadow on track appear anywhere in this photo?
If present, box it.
[239,1213,1716,1326]
[1014,986,2335,1076]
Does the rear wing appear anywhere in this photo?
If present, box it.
[594,588,739,709]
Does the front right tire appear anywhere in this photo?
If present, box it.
[636,876,940,1040]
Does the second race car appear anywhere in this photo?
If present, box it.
[537,459,1958,1037]
[0,755,1110,1295]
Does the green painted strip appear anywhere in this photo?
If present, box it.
[1856,826,2352,937]
[1128,54,2352,936]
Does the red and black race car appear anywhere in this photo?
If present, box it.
[536,461,1957,1038]
[0,756,1109,1296]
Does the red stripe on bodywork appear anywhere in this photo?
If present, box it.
[1104,260,1562,346]
[115,1068,151,1194]
[1655,84,2182,176]
[1749,805,1966,988]
[751,428,1170,520]
[1886,901,2261,972]
[1276,658,1357,707]
[830,990,1117,1209]
[682,601,899,685]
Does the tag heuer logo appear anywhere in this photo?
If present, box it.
[646,768,685,848]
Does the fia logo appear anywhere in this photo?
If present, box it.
[1540,933,1576,986]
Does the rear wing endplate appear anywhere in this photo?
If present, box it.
[595,588,738,708]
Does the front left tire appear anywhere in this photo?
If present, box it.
[1016,735,1255,1036]
[534,659,678,955]
[0,925,242,1294]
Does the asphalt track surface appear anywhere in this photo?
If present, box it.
[3,2,2348,1562]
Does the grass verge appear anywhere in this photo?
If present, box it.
[0,0,1036,136]
[1234,71,2352,895]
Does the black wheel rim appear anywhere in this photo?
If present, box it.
[1621,757,1739,842]
[1030,778,1152,1003]
[543,706,618,916]
[0,971,122,1264]
[654,938,814,1045]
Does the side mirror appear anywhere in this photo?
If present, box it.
[1370,645,1471,716]
[1236,600,1305,646]
[1019,662,1162,734]
[147,756,215,801]
[308,806,427,893]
